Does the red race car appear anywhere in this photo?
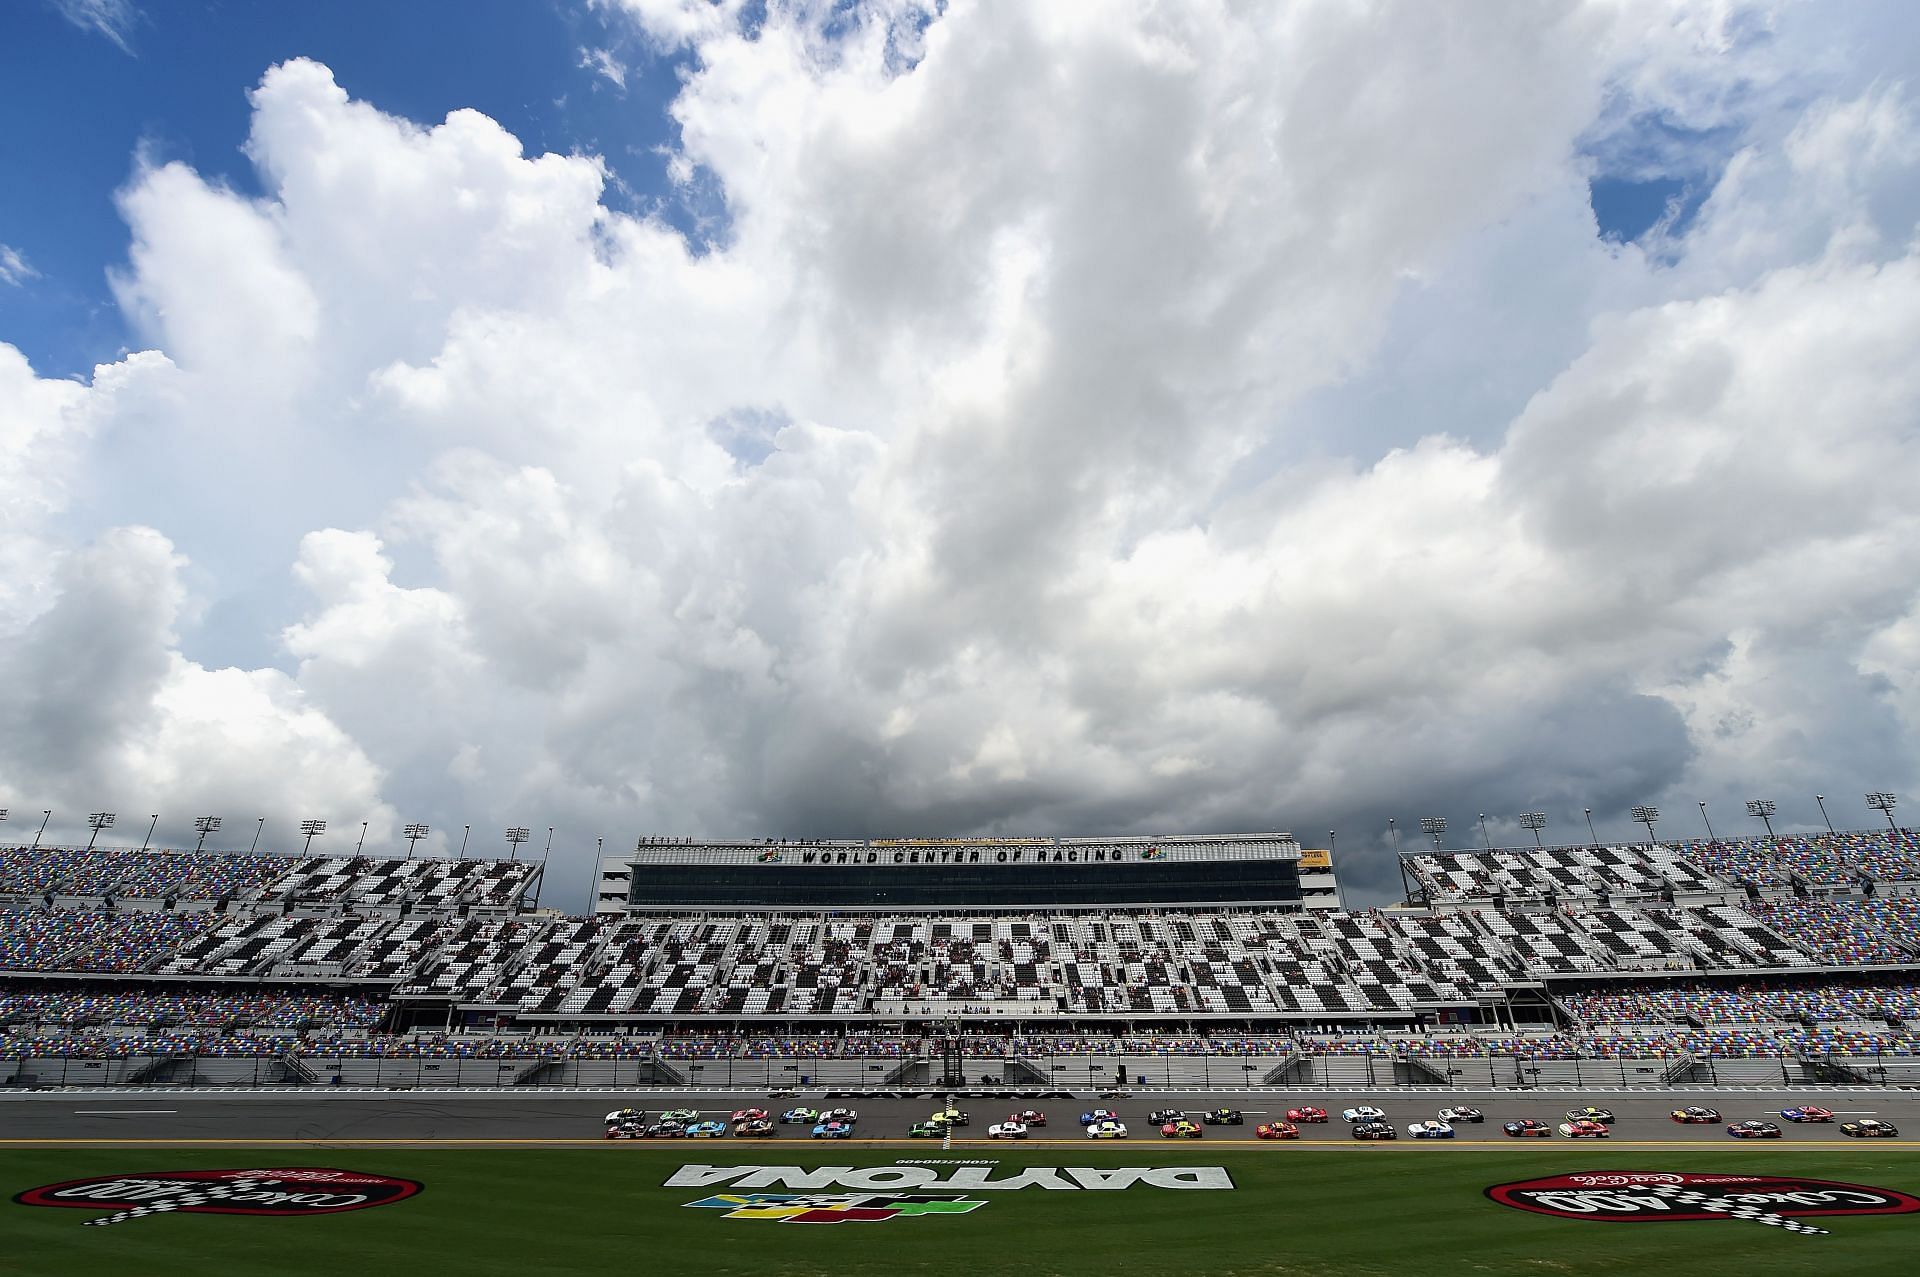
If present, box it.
[1558,1119,1610,1139]
[1012,1109,1048,1127]
[1256,1121,1300,1140]
[1781,1105,1834,1123]
[1286,1106,1329,1123]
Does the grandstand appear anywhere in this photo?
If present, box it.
[5,822,1920,1089]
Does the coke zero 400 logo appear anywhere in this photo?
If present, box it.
[15,1167,423,1228]
[1487,1172,1920,1238]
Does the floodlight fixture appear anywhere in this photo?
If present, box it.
[192,815,222,852]
[1518,812,1547,847]
[1745,799,1778,840]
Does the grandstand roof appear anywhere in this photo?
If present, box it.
[624,832,1299,868]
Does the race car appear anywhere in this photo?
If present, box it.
[1012,1109,1048,1127]
[1202,1108,1245,1125]
[730,1107,769,1124]
[1503,1119,1553,1138]
[1147,1109,1185,1126]
[1160,1118,1204,1139]
[907,1121,942,1138]
[1781,1105,1835,1123]
[1351,1121,1397,1141]
[781,1107,819,1124]
[811,1121,855,1139]
[1558,1119,1609,1139]
[1727,1120,1783,1139]
[1286,1105,1329,1124]
[685,1120,728,1139]
[644,1121,687,1138]
[1564,1106,1615,1125]
[1342,1106,1386,1123]
[1670,1106,1721,1124]
[1256,1121,1300,1140]
[604,1122,646,1140]
[1439,1106,1484,1124]
[1081,1108,1122,1126]
[929,1108,971,1127]
[604,1107,644,1125]
[1087,1119,1129,1139]
[735,1117,773,1137]
[659,1108,700,1124]
[823,1107,859,1124]
[1407,1120,1456,1139]
[987,1121,1029,1140]
[1842,1119,1899,1138]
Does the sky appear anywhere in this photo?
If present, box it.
[3,0,1919,908]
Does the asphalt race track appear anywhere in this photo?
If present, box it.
[2,1088,1914,1146]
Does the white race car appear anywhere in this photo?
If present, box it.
[1406,1119,1456,1139]
[1342,1106,1386,1123]
[1086,1119,1129,1139]
[988,1121,1029,1139]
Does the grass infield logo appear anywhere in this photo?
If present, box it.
[15,1168,423,1228]
[686,1191,987,1223]
[1485,1172,1920,1238]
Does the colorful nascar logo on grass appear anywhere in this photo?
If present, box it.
[686,1191,986,1223]
[1486,1172,1920,1238]
[15,1168,423,1228]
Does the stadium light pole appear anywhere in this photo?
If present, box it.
[1387,818,1400,856]
[32,810,51,850]
[1631,805,1660,845]
[1583,807,1597,847]
[356,821,368,854]
[192,815,222,852]
[1420,816,1447,850]
[84,812,116,851]
[506,827,531,860]
[1867,792,1898,834]
[141,813,157,852]
[300,819,327,856]
[459,825,470,858]
[1519,812,1546,848]
[544,827,555,861]
[1697,801,1716,841]
[403,823,428,859]
[1745,799,1777,841]
[589,836,603,910]
[251,817,265,852]
[1477,813,1492,849]
[1815,795,1834,836]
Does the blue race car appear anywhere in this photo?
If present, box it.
[1079,1108,1119,1126]
[685,1120,728,1138]
[812,1121,855,1139]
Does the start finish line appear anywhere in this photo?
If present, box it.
[666,1164,1235,1192]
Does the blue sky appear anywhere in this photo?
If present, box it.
[1,0,691,381]
[1,0,1730,387]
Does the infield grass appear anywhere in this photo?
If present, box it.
[3,1144,1914,1276]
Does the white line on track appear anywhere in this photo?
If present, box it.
[71,1109,177,1115]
